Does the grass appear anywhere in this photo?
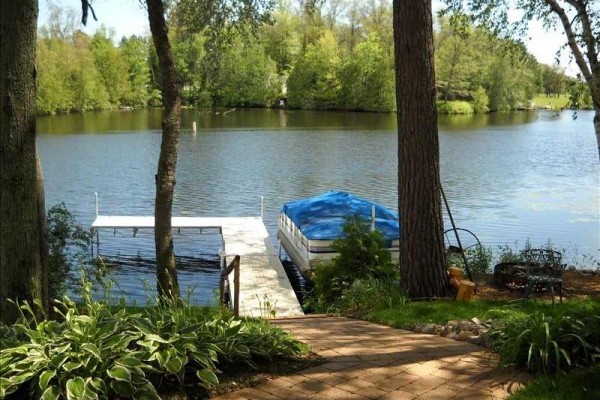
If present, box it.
[509,365,600,400]
[532,94,569,109]
[364,298,600,330]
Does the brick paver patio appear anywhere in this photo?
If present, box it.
[214,316,528,399]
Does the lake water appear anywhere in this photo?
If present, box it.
[37,109,600,304]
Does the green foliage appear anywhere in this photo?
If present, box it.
[488,303,600,374]
[46,204,106,300]
[214,38,279,107]
[436,100,474,114]
[509,364,600,400]
[471,86,489,112]
[287,31,341,110]
[0,283,304,399]
[306,216,400,312]
[339,277,407,317]
[446,244,493,276]
[568,79,594,110]
[337,35,395,112]
[35,4,552,114]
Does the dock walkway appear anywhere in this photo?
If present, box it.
[91,215,304,318]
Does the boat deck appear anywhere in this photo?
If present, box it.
[91,216,304,318]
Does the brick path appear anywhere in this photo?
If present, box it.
[214,316,528,399]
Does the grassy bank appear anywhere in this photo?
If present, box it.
[532,94,569,109]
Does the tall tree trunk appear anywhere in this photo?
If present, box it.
[146,0,181,300]
[393,0,450,298]
[0,0,48,323]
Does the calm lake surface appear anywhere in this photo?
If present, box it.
[37,109,600,304]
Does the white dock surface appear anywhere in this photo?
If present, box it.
[92,216,304,318]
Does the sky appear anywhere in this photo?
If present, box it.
[38,0,578,75]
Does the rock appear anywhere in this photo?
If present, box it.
[446,332,458,340]
[414,324,425,333]
[471,317,482,325]
[433,325,445,335]
[457,330,473,341]
[467,335,483,345]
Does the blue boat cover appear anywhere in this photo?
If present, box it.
[281,191,399,241]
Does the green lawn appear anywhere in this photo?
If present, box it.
[509,365,600,400]
[532,94,569,109]
[364,298,600,330]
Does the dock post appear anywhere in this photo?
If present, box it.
[192,121,197,134]
[260,196,264,219]
[95,192,99,217]
[233,259,240,317]
[371,205,375,231]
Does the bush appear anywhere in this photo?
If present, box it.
[446,244,492,277]
[46,204,106,299]
[306,216,400,312]
[0,283,304,399]
[436,100,474,114]
[472,86,489,113]
[487,303,600,375]
[339,277,407,317]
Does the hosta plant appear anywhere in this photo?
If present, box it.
[0,282,304,399]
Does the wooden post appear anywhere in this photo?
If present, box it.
[219,255,240,310]
[456,280,475,302]
[233,257,240,317]
[192,121,197,134]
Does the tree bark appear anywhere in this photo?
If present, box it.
[393,0,450,298]
[0,0,48,323]
[146,0,182,300]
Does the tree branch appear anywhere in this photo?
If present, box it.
[543,0,596,93]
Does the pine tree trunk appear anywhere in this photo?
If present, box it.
[0,0,48,323]
[146,0,181,300]
[393,0,450,298]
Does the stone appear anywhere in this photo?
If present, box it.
[422,324,439,334]
[471,317,481,325]
[467,335,483,345]
[457,330,473,341]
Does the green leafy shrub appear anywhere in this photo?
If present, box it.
[306,216,400,312]
[436,100,474,114]
[339,277,407,317]
[0,283,304,399]
[446,244,492,276]
[46,204,107,300]
[487,303,600,375]
[471,86,489,113]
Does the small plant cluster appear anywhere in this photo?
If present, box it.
[446,244,493,277]
[0,283,304,399]
[306,216,403,315]
[46,203,107,299]
[487,302,600,375]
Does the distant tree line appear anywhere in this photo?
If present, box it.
[36,1,593,115]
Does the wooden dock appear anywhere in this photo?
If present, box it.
[91,215,304,318]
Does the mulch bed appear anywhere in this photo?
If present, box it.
[473,269,600,301]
